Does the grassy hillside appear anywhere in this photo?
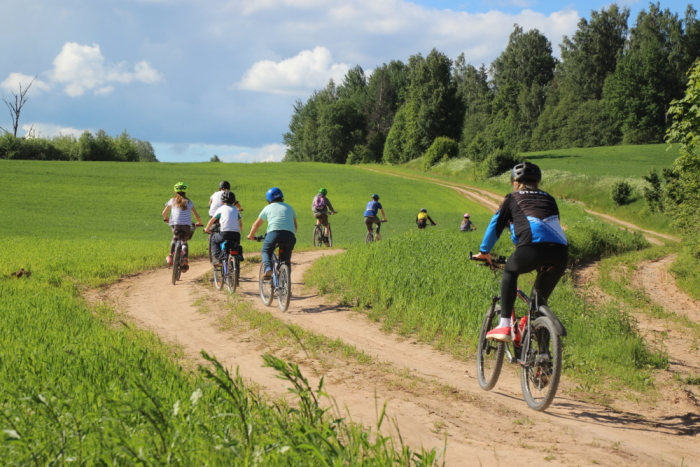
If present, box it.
[307,228,665,393]
[523,144,680,177]
[3,160,489,464]
[389,144,679,234]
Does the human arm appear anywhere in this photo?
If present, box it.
[247,217,264,240]
[204,214,220,234]
[234,200,243,212]
[428,215,436,225]
[478,196,511,254]
[191,206,203,226]
[294,218,298,233]
[162,204,172,222]
[380,208,387,222]
[239,217,243,232]
[326,198,336,214]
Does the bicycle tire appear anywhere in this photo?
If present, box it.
[234,255,240,288]
[277,263,291,312]
[259,262,274,306]
[225,255,237,294]
[365,231,373,244]
[476,304,505,390]
[521,316,562,411]
[213,264,223,290]
[327,224,333,247]
[208,234,214,263]
[171,241,181,285]
[313,225,323,247]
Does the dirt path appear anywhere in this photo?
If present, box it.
[91,253,700,466]
[362,167,677,245]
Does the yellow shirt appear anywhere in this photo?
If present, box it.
[417,212,428,221]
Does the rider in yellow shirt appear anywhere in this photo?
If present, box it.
[416,208,437,229]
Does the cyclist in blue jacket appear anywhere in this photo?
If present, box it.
[364,194,387,239]
[472,163,568,342]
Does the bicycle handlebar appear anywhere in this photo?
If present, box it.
[253,235,266,242]
[469,251,507,267]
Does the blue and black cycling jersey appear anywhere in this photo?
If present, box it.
[364,200,382,217]
[480,190,567,254]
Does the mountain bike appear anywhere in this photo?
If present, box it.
[365,219,387,244]
[313,211,336,247]
[168,223,201,285]
[212,241,242,294]
[254,235,292,312]
[470,252,566,411]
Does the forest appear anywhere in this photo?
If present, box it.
[283,3,700,169]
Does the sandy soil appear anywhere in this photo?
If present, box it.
[90,251,700,466]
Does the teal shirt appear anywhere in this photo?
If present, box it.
[258,202,297,233]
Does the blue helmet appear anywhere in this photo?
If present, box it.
[266,187,284,202]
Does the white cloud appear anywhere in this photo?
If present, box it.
[222,143,287,162]
[238,47,349,94]
[50,42,164,97]
[0,72,50,95]
[21,122,87,138]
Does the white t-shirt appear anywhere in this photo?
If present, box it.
[209,191,225,217]
[213,205,241,232]
[166,198,194,225]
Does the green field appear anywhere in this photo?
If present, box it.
[390,144,680,234]
[3,160,491,464]
[523,144,681,177]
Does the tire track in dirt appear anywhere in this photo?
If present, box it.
[91,252,700,466]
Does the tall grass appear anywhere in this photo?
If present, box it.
[307,227,663,391]
[2,160,471,464]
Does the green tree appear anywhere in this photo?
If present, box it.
[454,57,493,156]
[665,60,700,251]
[422,136,458,170]
[135,140,158,162]
[603,4,700,144]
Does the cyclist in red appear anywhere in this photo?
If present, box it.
[472,163,568,342]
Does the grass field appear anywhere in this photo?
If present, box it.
[307,227,665,394]
[389,144,680,234]
[2,160,492,464]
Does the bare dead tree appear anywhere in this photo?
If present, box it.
[1,75,36,137]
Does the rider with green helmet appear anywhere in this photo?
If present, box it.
[311,187,337,246]
[162,182,203,271]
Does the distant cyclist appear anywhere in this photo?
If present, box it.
[311,188,337,246]
[204,191,242,265]
[460,213,477,232]
[247,187,297,278]
[364,194,387,239]
[472,162,568,342]
[416,208,436,229]
[209,181,243,221]
[162,182,203,271]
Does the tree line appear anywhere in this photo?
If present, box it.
[0,130,158,162]
[283,3,700,171]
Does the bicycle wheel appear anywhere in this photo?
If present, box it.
[171,242,181,285]
[259,262,274,306]
[213,264,223,290]
[327,224,333,247]
[313,225,323,247]
[365,231,374,244]
[476,304,506,390]
[234,255,241,288]
[277,263,291,312]
[225,255,237,294]
[521,316,562,411]
[208,234,214,263]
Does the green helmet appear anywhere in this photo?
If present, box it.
[318,188,328,195]
[174,182,188,192]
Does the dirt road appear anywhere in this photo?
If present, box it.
[91,253,700,466]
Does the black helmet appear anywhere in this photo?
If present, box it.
[221,191,236,204]
[219,181,231,190]
[511,162,541,183]
[420,208,427,213]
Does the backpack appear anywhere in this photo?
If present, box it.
[313,195,326,210]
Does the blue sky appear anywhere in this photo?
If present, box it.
[1,0,692,162]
